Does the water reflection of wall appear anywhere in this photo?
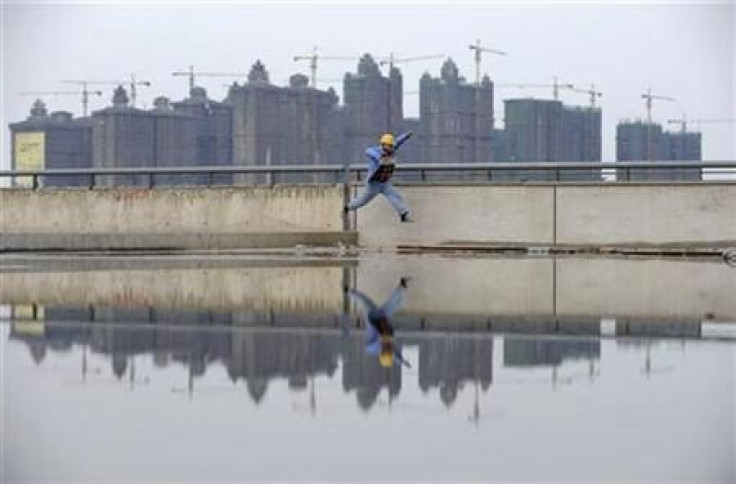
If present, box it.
[0,266,346,315]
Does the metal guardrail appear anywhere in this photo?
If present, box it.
[1,161,735,189]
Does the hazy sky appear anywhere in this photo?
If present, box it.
[1,1,734,168]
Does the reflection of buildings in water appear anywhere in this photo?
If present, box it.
[9,305,506,410]
[340,336,402,411]
[503,337,600,368]
[227,331,340,403]
[414,337,493,408]
[614,319,701,339]
[614,321,696,378]
[503,337,601,389]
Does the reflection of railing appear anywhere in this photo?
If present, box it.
[4,312,730,340]
[2,160,735,189]
[724,248,736,267]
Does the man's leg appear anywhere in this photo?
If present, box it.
[346,182,381,211]
[381,183,411,220]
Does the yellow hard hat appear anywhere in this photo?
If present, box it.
[379,349,394,368]
[380,133,395,146]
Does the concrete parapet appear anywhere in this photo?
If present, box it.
[355,182,736,249]
[1,185,344,234]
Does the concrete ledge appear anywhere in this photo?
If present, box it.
[0,232,357,252]
[396,242,733,257]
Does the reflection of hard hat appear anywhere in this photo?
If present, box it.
[379,349,394,368]
[380,133,395,146]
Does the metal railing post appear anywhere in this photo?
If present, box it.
[342,164,350,231]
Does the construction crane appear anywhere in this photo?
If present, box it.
[641,88,674,125]
[666,115,736,133]
[21,88,103,117]
[172,66,249,94]
[569,84,602,107]
[468,40,508,86]
[377,53,445,71]
[94,75,151,108]
[293,47,360,88]
[641,88,675,160]
[63,75,152,108]
[495,78,574,100]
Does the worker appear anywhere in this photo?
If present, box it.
[344,132,414,222]
[343,278,412,368]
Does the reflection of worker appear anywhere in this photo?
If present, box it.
[344,278,411,368]
[344,132,414,222]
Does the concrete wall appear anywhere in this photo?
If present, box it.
[555,184,736,245]
[1,182,734,250]
[356,183,736,248]
[1,186,343,234]
[0,185,354,249]
[354,185,555,246]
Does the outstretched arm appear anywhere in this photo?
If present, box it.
[348,289,379,316]
[394,131,413,150]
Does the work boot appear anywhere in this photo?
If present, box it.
[400,211,414,223]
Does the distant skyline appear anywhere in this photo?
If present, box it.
[2,1,733,167]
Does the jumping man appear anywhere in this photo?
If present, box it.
[344,132,414,222]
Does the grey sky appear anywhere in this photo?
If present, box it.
[1,1,734,168]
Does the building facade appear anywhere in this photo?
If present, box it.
[342,54,403,166]
[230,61,343,183]
[10,100,93,187]
[616,121,700,180]
[173,86,233,184]
[150,96,198,185]
[92,86,156,186]
[499,98,601,181]
[419,59,494,169]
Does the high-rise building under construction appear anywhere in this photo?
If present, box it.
[230,61,343,183]
[9,99,93,187]
[500,98,601,180]
[419,58,494,166]
[616,120,700,180]
[342,54,403,166]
